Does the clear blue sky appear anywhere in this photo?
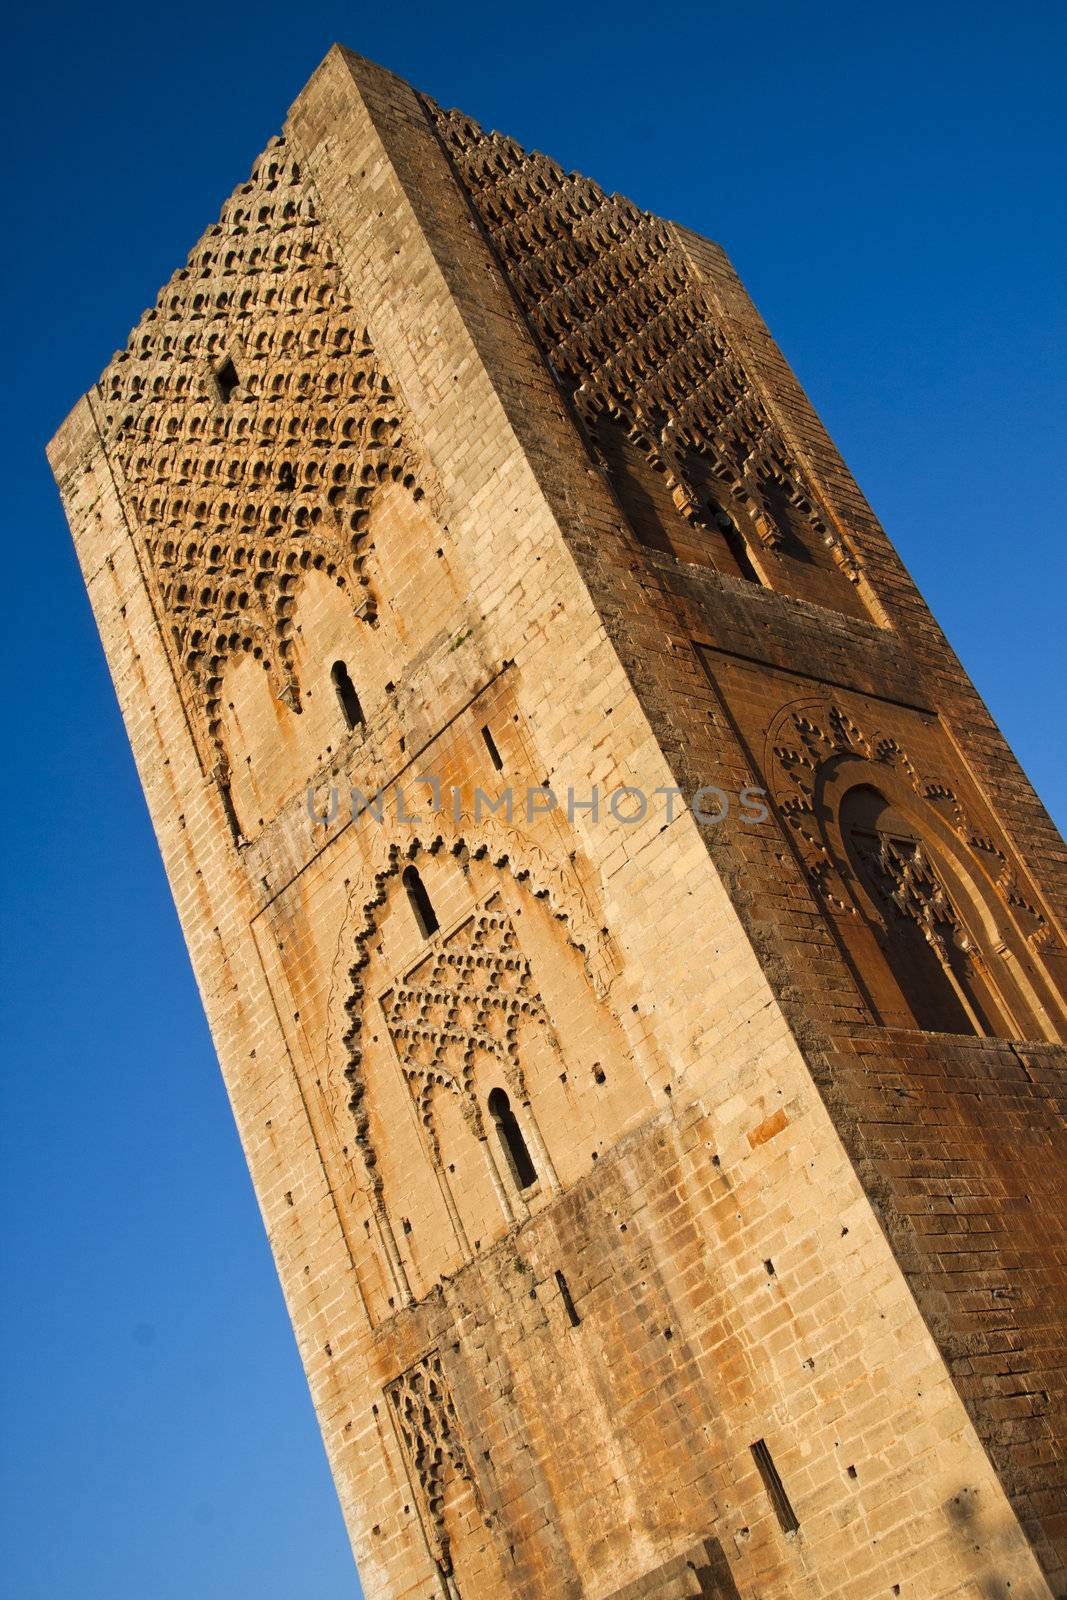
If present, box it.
[3,3,1064,1596]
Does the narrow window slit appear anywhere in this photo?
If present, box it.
[750,1439,799,1533]
[487,1087,537,1190]
[215,768,243,846]
[711,501,763,585]
[480,724,504,770]
[555,1269,581,1327]
[402,866,438,938]
[331,661,364,730]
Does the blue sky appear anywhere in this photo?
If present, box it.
[3,2,1065,1596]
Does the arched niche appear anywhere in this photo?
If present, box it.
[429,1075,501,1255]
[340,843,651,1307]
[361,478,464,653]
[386,1353,508,1600]
[215,476,461,839]
[216,646,306,836]
[487,1087,537,1190]
[344,1184,398,1328]
[485,875,652,1187]
[818,760,1061,1040]
[837,784,1000,1035]
[351,848,510,1293]
[435,1465,508,1598]
[216,566,385,834]
[287,565,387,753]
[354,1006,458,1306]
[586,414,871,618]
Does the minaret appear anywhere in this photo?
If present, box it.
[50,46,1066,1600]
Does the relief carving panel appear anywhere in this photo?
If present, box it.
[430,103,869,611]
[379,893,547,1150]
[93,136,427,769]
[386,1350,487,1598]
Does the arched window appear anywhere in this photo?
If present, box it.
[706,493,763,584]
[214,356,240,404]
[487,1087,537,1191]
[402,865,439,938]
[331,660,364,730]
[756,474,814,564]
[840,785,1004,1035]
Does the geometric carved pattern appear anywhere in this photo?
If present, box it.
[340,835,604,1205]
[386,1350,478,1588]
[93,136,424,764]
[430,104,863,589]
[769,699,877,912]
[848,819,992,1006]
[379,893,549,1155]
[766,695,1055,953]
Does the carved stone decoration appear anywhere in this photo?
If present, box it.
[767,697,976,914]
[379,894,551,1155]
[386,1350,480,1591]
[850,825,992,994]
[763,694,1062,1035]
[766,700,878,914]
[92,135,427,763]
[428,105,863,589]
[332,827,607,1204]
[767,700,1006,897]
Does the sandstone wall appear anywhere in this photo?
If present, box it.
[49,45,1066,1600]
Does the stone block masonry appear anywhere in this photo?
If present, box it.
[49,44,1067,1600]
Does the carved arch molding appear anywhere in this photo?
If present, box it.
[92,135,433,772]
[386,1350,483,1596]
[340,836,611,1594]
[765,695,1065,1038]
[333,827,608,1206]
[387,1347,742,1600]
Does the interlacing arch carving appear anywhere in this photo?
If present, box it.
[764,696,1059,1019]
[386,1350,483,1590]
[851,827,990,979]
[92,135,427,763]
[428,105,861,584]
[333,827,605,1199]
[379,894,547,1153]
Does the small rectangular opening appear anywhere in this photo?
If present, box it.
[750,1439,798,1533]
[402,866,439,939]
[215,357,240,404]
[216,770,243,847]
[480,724,504,771]
[554,1269,581,1327]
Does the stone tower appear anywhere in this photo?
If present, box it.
[49,46,1067,1600]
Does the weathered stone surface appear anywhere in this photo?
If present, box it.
[49,44,1066,1600]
